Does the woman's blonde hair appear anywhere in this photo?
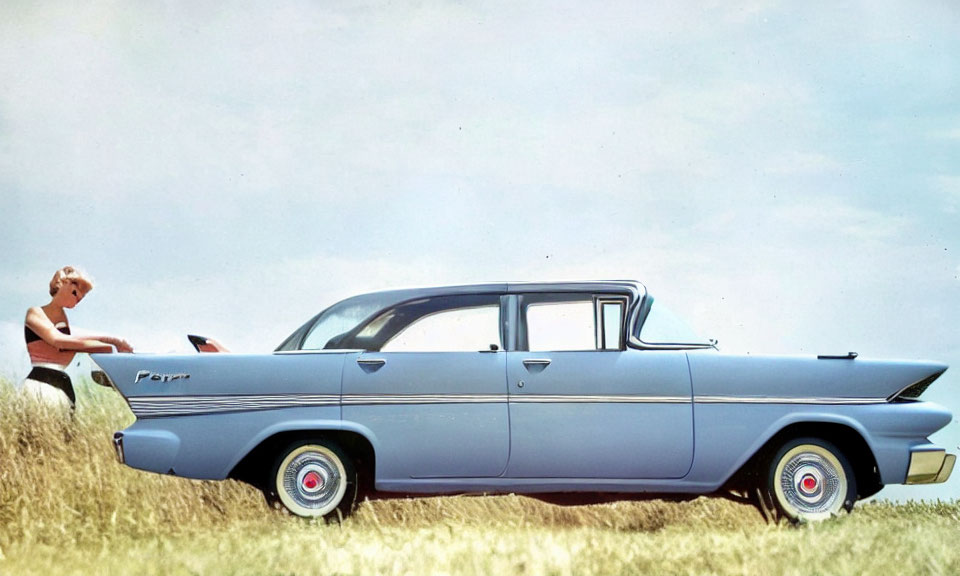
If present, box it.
[49,266,94,296]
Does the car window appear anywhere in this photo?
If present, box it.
[381,305,501,352]
[526,301,595,351]
[300,299,388,350]
[636,298,708,345]
[522,294,627,352]
[600,301,623,350]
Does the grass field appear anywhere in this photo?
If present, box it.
[2,376,959,575]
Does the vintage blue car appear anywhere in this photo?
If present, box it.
[92,281,954,522]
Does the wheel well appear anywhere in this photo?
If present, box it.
[728,422,883,499]
[229,430,376,494]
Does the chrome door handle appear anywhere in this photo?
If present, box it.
[357,358,386,373]
[522,359,551,366]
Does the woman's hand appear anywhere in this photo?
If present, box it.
[104,336,134,353]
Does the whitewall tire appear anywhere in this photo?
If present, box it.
[272,441,355,519]
[767,437,856,522]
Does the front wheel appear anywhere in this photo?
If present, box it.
[765,437,856,522]
[270,440,356,519]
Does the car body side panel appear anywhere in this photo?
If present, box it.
[342,351,510,480]
[506,350,693,479]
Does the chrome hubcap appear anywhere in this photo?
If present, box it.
[775,445,847,520]
[283,451,341,510]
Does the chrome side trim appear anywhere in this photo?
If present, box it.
[694,396,886,405]
[127,392,890,418]
[127,393,693,417]
[510,395,690,404]
[342,394,504,405]
[128,394,340,417]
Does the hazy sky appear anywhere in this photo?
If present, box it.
[2,2,958,499]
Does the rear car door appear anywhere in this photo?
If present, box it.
[506,292,694,479]
[341,294,510,480]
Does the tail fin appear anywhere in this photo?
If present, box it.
[187,334,230,353]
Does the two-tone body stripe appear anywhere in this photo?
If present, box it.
[127,393,887,418]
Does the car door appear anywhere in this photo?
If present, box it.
[506,292,694,479]
[341,293,510,480]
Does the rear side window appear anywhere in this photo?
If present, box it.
[521,294,627,352]
[343,293,503,352]
[526,301,594,351]
[382,305,501,352]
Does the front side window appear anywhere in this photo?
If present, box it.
[526,300,595,352]
[599,301,624,350]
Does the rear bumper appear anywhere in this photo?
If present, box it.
[905,448,955,484]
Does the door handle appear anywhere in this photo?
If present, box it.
[522,358,551,374]
[357,358,386,372]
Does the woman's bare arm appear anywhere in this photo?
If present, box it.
[25,307,116,353]
[70,328,134,352]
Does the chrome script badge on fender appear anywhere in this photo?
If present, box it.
[134,370,191,383]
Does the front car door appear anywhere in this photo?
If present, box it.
[506,289,694,479]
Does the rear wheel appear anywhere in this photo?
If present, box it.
[765,437,856,522]
[270,440,356,519]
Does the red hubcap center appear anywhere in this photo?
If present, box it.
[303,471,322,490]
[801,475,817,491]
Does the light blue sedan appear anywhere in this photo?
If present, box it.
[92,281,954,522]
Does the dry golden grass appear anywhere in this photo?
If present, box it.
[2,375,959,575]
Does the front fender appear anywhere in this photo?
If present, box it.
[691,401,952,488]
[715,410,875,486]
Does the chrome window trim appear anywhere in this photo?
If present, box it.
[626,290,716,351]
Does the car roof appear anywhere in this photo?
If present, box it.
[340,280,646,304]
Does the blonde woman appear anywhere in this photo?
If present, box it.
[23,266,133,411]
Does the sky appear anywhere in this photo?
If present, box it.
[1,1,958,500]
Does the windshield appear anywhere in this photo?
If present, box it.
[635,296,712,346]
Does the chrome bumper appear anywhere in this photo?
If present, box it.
[113,432,125,464]
[905,448,955,484]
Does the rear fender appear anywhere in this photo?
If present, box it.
[222,419,381,479]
